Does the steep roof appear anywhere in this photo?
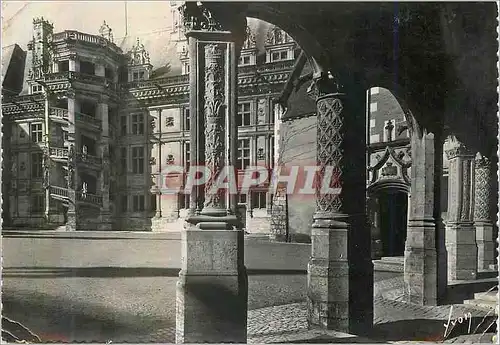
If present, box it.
[277,52,316,121]
[2,44,27,97]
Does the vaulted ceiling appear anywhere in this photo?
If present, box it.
[204,2,498,157]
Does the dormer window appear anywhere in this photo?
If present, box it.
[239,55,252,66]
[182,61,190,75]
[31,84,43,94]
[270,50,289,62]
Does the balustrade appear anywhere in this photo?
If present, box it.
[76,191,103,206]
[49,147,69,158]
[50,185,69,198]
[52,30,121,54]
[49,107,69,119]
[75,112,101,128]
[76,153,102,166]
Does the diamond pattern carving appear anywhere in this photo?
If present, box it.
[316,96,343,213]
[474,155,492,220]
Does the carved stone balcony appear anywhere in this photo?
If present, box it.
[76,153,102,169]
[75,111,101,129]
[49,147,69,162]
[52,30,122,55]
[76,191,103,207]
[49,107,69,123]
[49,185,70,204]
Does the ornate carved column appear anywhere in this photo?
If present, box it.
[306,71,372,334]
[66,89,78,231]
[444,139,477,281]
[43,91,51,220]
[176,3,247,343]
[474,153,495,270]
[404,118,445,305]
[98,96,111,230]
[155,109,162,218]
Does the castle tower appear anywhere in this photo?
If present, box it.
[27,17,54,87]
[126,38,153,82]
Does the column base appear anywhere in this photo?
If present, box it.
[176,270,248,343]
[476,222,495,270]
[307,212,349,333]
[446,222,477,281]
[176,227,248,343]
[66,211,77,231]
[404,219,438,306]
[98,211,112,231]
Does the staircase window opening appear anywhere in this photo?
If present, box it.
[133,194,145,212]
[132,114,144,135]
[31,152,43,178]
[30,123,43,143]
[132,146,144,174]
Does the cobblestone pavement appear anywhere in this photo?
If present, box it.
[246,298,496,344]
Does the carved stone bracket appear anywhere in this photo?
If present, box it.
[179,2,223,32]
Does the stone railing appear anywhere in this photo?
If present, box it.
[122,74,189,90]
[49,107,69,120]
[52,30,122,54]
[50,186,69,199]
[44,71,116,91]
[49,147,69,159]
[77,191,103,206]
[75,112,101,128]
[238,60,296,75]
[76,153,102,166]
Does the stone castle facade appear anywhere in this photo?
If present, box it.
[1,16,298,232]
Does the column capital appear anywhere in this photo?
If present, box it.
[445,143,474,160]
[65,88,76,99]
[307,71,344,100]
[98,94,109,104]
[179,2,224,32]
[474,152,491,168]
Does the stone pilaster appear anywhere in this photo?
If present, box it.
[368,196,382,259]
[98,97,111,230]
[473,153,495,270]
[306,71,372,334]
[445,140,477,281]
[404,122,445,305]
[68,54,80,72]
[66,90,78,231]
[176,5,247,342]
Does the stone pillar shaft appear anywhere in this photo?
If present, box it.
[307,73,372,334]
[474,154,495,270]
[404,126,445,305]
[66,92,77,231]
[176,26,247,344]
[445,141,477,281]
[98,100,111,230]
